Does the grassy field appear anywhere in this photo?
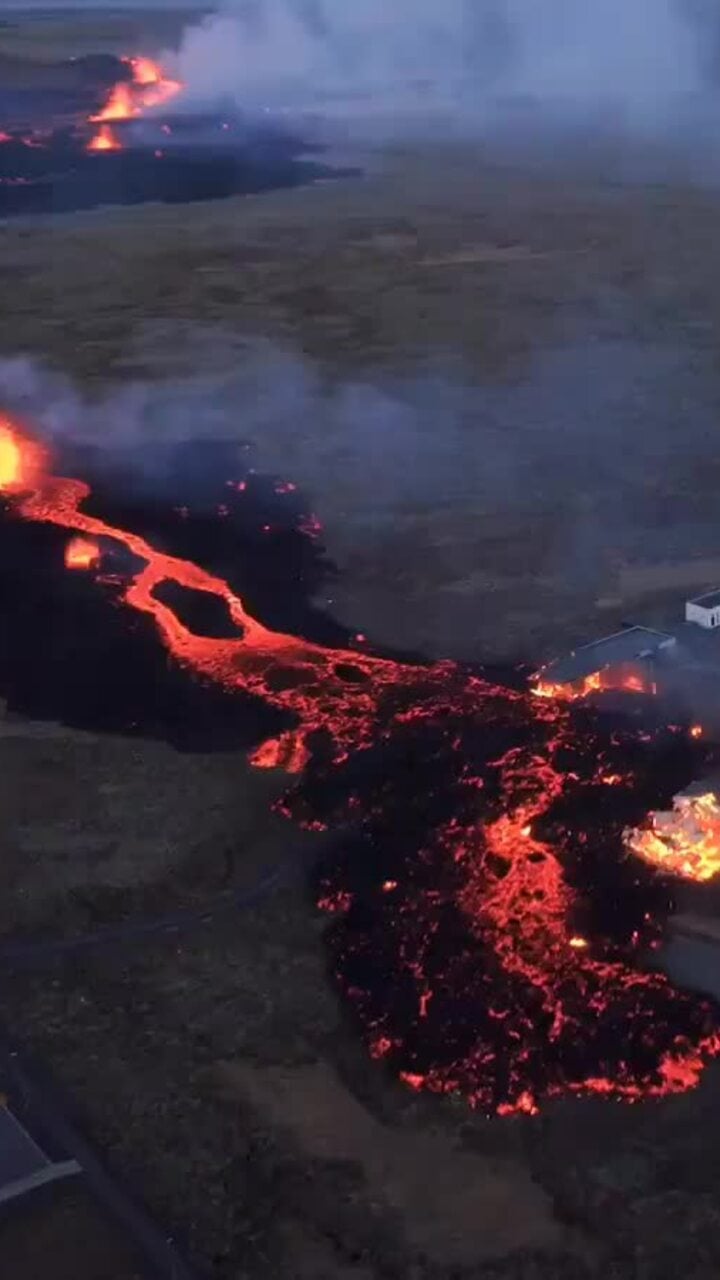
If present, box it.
[0,6,203,58]
[5,144,720,661]
[4,9,720,1280]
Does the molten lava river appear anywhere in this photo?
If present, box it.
[2,413,720,1115]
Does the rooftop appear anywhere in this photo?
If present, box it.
[542,626,675,685]
[688,589,720,609]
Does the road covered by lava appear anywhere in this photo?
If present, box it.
[1,413,719,1116]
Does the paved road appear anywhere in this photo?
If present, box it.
[0,841,315,968]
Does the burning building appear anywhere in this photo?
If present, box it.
[538,593,720,922]
[537,590,720,719]
[535,624,677,698]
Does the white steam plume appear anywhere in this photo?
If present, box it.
[3,326,720,660]
[173,0,712,121]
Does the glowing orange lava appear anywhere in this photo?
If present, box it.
[64,536,100,571]
[90,55,183,123]
[532,668,653,702]
[3,412,719,1115]
[86,55,184,151]
[626,792,720,883]
[3,417,446,762]
[0,418,44,493]
[87,125,122,153]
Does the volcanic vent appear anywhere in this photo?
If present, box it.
[0,52,345,216]
[2,410,720,1116]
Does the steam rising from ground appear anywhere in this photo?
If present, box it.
[3,330,720,661]
[174,0,719,132]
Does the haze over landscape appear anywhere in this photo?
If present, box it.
[175,1,712,110]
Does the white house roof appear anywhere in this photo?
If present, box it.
[688,589,720,609]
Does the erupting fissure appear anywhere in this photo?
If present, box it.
[0,54,184,159]
[86,55,184,152]
[2,415,720,1115]
[87,125,122,154]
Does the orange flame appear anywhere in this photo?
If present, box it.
[86,55,184,154]
[87,124,122,152]
[90,55,183,124]
[65,536,100,571]
[626,792,720,883]
[0,418,44,492]
[249,731,309,774]
[532,668,652,702]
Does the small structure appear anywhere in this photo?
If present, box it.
[686,589,720,630]
[541,625,676,687]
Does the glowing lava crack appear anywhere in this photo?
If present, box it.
[2,413,719,1114]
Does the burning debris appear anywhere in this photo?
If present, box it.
[64,535,100,572]
[2,414,720,1115]
[626,791,720,883]
[0,51,347,216]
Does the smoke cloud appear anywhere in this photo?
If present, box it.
[173,0,718,131]
[3,326,720,662]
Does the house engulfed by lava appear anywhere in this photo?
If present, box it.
[536,623,676,696]
[536,589,720,713]
[538,594,720,903]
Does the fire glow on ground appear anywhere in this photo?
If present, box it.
[1,414,720,1117]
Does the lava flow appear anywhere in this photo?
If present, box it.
[3,414,720,1115]
[86,55,184,151]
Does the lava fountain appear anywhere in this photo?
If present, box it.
[87,55,184,151]
[86,125,123,153]
[89,56,183,123]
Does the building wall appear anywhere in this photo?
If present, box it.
[686,601,720,629]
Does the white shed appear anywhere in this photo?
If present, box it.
[686,590,720,629]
